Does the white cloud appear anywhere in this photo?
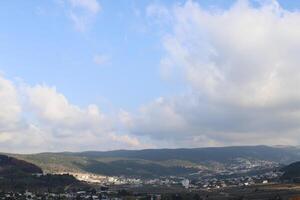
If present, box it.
[26,85,104,125]
[111,134,141,148]
[0,76,22,131]
[0,75,145,153]
[24,84,144,151]
[146,3,172,26]
[126,0,300,147]
[0,76,48,153]
[163,0,300,107]
[65,0,101,32]
[4,0,300,152]
[131,97,188,139]
[69,0,100,14]
[93,54,110,66]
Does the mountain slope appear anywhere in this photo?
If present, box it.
[0,154,87,192]
[11,145,300,178]
[0,154,42,176]
[281,161,300,180]
[68,145,300,163]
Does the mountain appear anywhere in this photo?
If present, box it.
[10,145,300,178]
[0,154,87,192]
[0,154,42,176]
[66,145,300,163]
[281,161,300,181]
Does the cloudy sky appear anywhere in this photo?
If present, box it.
[1,0,300,153]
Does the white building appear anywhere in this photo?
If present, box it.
[181,179,190,189]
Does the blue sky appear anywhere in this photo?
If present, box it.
[0,0,174,110]
[0,0,298,110]
[2,0,300,152]
[0,0,292,109]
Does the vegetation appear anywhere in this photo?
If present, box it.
[0,154,88,192]
[281,161,300,181]
[9,145,300,178]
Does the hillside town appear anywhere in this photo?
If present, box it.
[66,169,282,190]
[60,157,282,191]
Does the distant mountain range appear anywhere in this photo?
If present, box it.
[9,145,300,178]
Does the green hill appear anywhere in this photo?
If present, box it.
[10,145,300,178]
[0,154,87,192]
[281,161,300,181]
[0,154,42,176]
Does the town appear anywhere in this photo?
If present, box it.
[0,159,281,200]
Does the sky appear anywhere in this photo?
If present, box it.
[1,0,300,153]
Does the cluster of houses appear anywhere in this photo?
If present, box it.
[66,166,281,191]
[0,190,121,200]
[0,189,163,200]
[0,169,283,200]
